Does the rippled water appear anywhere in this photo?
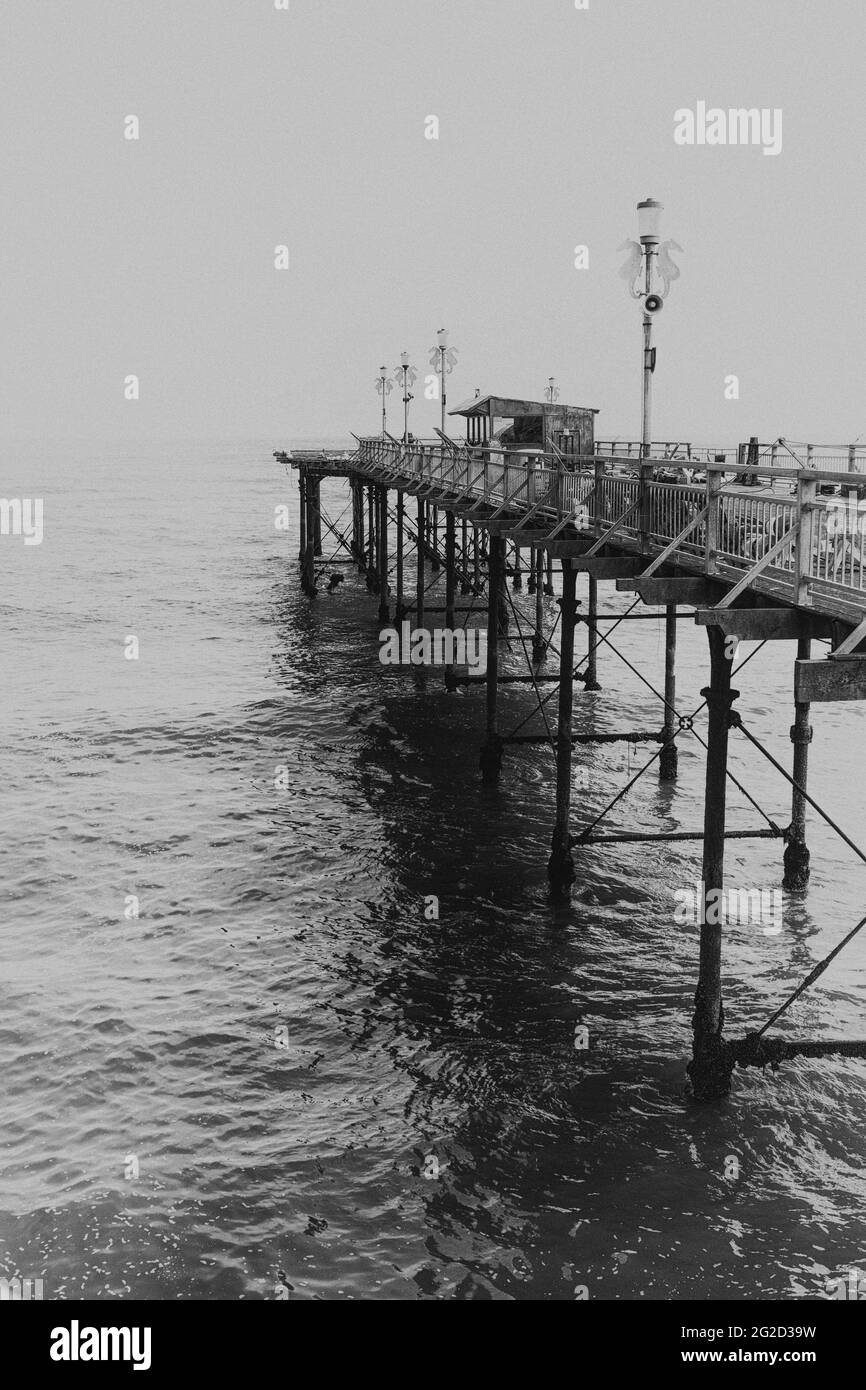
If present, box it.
[2,440,866,1301]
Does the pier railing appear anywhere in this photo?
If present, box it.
[595,440,866,473]
[749,441,866,473]
[594,441,737,464]
[355,437,866,620]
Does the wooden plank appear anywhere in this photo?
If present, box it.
[694,608,823,640]
[616,577,722,604]
[543,551,643,577]
[497,527,558,542]
[795,657,866,703]
[485,517,533,534]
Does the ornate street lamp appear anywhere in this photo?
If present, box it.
[374,366,394,439]
[428,328,458,435]
[618,199,682,455]
[545,376,560,404]
[395,352,417,444]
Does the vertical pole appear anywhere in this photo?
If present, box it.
[783,635,812,888]
[659,603,679,779]
[585,574,601,690]
[496,541,510,636]
[706,468,721,575]
[473,524,480,591]
[544,550,555,596]
[642,313,653,455]
[366,484,377,591]
[461,518,471,594]
[795,473,817,605]
[532,546,546,662]
[395,491,404,620]
[311,475,321,560]
[440,349,446,436]
[416,497,425,629]
[548,559,577,893]
[356,478,366,573]
[378,486,389,623]
[445,510,456,629]
[298,472,307,565]
[302,469,318,597]
[431,506,440,570]
[312,476,322,556]
[527,543,537,594]
[513,543,523,590]
[480,534,504,782]
[688,626,737,1102]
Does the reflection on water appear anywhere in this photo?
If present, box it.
[1,446,866,1300]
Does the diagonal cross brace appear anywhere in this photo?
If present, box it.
[712,523,799,610]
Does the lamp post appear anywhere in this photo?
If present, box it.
[618,199,681,456]
[619,201,683,784]
[429,328,458,436]
[375,366,393,439]
[427,329,458,572]
[393,353,417,622]
[396,352,417,444]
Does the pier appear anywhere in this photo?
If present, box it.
[278,415,866,1104]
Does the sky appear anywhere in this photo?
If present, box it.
[2,0,864,447]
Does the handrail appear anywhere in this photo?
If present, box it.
[353,436,866,616]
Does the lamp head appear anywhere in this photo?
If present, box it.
[637,197,663,246]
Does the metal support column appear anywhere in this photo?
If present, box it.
[585,574,601,691]
[445,510,456,630]
[366,484,377,590]
[298,471,307,565]
[480,535,505,783]
[783,635,812,888]
[659,603,679,780]
[395,491,405,621]
[532,547,547,662]
[688,626,737,1102]
[547,559,578,893]
[377,485,389,623]
[416,498,425,630]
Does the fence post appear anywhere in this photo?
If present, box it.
[639,462,652,554]
[706,468,721,575]
[795,472,816,606]
[594,459,603,538]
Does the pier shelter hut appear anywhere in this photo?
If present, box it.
[449,394,598,466]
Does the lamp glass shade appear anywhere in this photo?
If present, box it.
[401,351,409,368]
[637,198,663,243]
[437,329,448,350]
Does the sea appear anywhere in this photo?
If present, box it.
[2,438,865,1301]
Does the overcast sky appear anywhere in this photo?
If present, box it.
[2,0,864,447]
